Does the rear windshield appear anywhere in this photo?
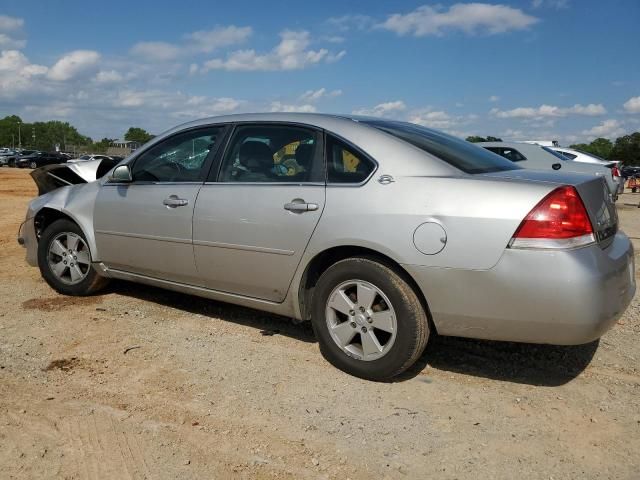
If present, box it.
[362,120,518,174]
[542,146,571,161]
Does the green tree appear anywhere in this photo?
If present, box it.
[610,132,640,165]
[466,135,502,143]
[569,137,613,160]
[124,127,153,144]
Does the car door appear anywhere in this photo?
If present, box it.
[193,123,325,302]
[93,125,228,284]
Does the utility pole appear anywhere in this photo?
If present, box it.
[11,134,15,149]
[17,122,21,149]
[32,127,35,148]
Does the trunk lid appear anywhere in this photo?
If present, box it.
[484,169,617,248]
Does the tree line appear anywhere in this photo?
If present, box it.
[467,133,640,164]
[0,115,154,153]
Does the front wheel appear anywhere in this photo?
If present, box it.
[311,257,429,381]
[29,161,37,169]
[37,219,109,296]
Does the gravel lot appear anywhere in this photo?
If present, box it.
[1,168,639,479]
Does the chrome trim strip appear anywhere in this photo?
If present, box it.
[509,233,596,250]
[193,239,294,256]
[95,230,192,245]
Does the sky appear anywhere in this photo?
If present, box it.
[0,0,639,144]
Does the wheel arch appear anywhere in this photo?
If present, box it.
[297,245,435,332]
[34,207,96,258]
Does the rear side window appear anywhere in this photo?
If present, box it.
[555,149,576,160]
[485,147,527,162]
[326,135,375,184]
[363,120,517,174]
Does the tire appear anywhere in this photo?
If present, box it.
[29,161,37,169]
[311,257,429,381]
[37,219,109,296]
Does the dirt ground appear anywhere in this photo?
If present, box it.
[0,167,639,479]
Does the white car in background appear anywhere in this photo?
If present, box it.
[551,147,623,195]
[67,154,113,163]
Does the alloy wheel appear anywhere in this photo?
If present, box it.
[47,232,91,285]
[325,279,397,361]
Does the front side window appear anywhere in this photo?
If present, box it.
[326,135,375,183]
[219,125,321,183]
[132,127,224,182]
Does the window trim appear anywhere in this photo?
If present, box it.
[209,121,326,185]
[324,131,378,187]
[108,124,232,185]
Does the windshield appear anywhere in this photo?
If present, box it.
[362,120,518,174]
[542,146,571,161]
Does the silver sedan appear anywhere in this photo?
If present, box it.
[18,113,635,380]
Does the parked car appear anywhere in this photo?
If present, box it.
[6,149,36,167]
[550,147,623,194]
[0,149,19,166]
[18,114,634,380]
[621,165,640,178]
[479,142,619,200]
[16,151,67,169]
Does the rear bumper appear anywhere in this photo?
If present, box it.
[405,232,635,345]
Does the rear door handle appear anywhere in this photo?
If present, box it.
[284,201,319,213]
[163,195,189,208]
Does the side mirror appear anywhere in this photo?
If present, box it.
[109,165,133,182]
[552,163,561,170]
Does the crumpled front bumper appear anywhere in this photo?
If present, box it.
[18,217,38,267]
[405,232,636,345]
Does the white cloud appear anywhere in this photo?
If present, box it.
[327,14,376,32]
[490,103,606,118]
[47,50,100,81]
[94,69,124,84]
[130,41,181,61]
[185,25,252,53]
[0,33,26,49]
[489,95,499,102]
[353,100,407,117]
[0,14,23,31]
[0,50,48,97]
[299,88,342,102]
[379,3,539,37]
[623,96,640,114]
[269,101,317,113]
[0,14,26,49]
[581,119,625,139]
[531,0,569,9]
[201,30,345,72]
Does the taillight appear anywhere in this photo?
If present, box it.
[612,166,620,177]
[510,186,595,250]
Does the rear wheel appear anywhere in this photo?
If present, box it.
[311,257,429,380]
[29,161,37,169]
[37,219,109,296]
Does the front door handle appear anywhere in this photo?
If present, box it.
[284,200,319,213]
[163,195,189,208]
